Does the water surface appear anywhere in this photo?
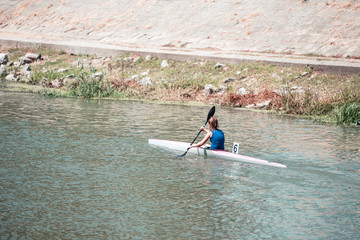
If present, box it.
[0,92,359,239]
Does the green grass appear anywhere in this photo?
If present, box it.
[69,75,113,98]
[38,88,69,97]
[331,103,360,125]
[30,70,65,84]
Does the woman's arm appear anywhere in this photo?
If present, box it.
[188,131,212,149]
[200,126,210,134]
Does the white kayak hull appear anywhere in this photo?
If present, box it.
[149,139,286,168]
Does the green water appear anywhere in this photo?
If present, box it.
[0,92,359,239]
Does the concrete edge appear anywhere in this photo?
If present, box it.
[1,37,359,75]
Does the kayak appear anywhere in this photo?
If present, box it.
[148,139,286,168]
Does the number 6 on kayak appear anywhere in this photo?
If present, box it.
[232,142,239,154]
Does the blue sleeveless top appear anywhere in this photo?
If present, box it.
[210,129,225,150]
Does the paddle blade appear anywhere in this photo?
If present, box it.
[175,153,186,158]
[207,106,216,121]
[175,150,188,158]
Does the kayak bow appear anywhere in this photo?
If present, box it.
[149,139,286,168]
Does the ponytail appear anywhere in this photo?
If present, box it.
[208,116,218,130]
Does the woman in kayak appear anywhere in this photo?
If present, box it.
[188,116,225,150]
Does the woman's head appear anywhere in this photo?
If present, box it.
[208,116,218,130]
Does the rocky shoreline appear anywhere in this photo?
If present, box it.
[0,50,292,110]
[1,47,359,124]
[1,52,41,82]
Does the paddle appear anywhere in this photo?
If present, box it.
[176,106,215,158]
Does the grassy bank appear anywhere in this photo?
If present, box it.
[1,47,360,124]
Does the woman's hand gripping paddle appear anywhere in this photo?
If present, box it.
[176,106,215,158]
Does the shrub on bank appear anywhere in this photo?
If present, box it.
[331,103,360,125]
[68,72,113,98]
[281,88,333,116]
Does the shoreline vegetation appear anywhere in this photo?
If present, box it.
[1,47,360,125]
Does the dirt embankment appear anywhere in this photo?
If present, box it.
[1,0,360,59]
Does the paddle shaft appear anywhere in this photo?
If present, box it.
[178,122,207,157]
[189,122,208,146]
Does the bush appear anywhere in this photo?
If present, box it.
[69,74,113,98]
[30,69,68,84]
[332,102,360,124]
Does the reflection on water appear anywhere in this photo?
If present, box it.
[0,91,359,239]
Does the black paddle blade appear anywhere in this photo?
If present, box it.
[175,149,188,158]
[175,153,186,158]
[207,106,216,121]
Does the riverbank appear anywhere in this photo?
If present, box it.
[1,47,359,124]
